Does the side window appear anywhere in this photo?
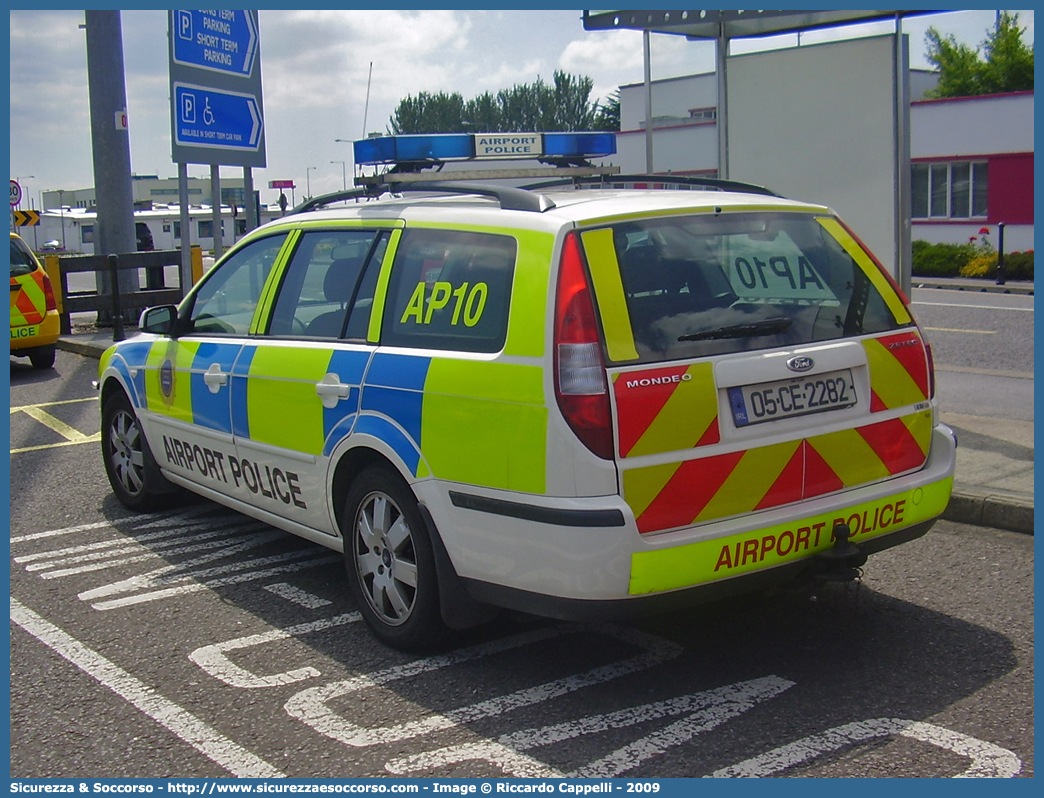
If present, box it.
[187,234,287,335]
[266,230,385,338]
[381,229,516,353]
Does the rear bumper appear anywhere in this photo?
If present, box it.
[419,424,956,609]
[463,518,936,622]
[10,312,60,352]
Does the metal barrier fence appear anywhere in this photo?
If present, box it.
[42,247,204,337]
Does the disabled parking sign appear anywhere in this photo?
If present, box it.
[174,83,263,152]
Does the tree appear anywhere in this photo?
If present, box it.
[924,12,1033,98]
[595,89,620,131]
[979,12,1035,94]
[389,71,606,134]
[389,91,468,134]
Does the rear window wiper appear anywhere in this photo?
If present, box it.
[678,316,793,341]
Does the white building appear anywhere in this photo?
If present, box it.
[909,90,1033,251]
[615,68,1034,252]
[18,203,284,256]
[39,175,249,212]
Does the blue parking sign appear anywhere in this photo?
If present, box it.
[172,10,258,77]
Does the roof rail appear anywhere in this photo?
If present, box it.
[290,187,370,214]
[521,173,779,197]
[290,181,556,215]
[391,181,556,212]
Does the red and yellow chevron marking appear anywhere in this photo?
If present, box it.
[629,475,953,595]
[623,409,934,534]
[613,362,719,458]
[863,331,930,412]
[10,273,47,326]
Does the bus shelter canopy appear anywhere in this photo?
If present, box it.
[581,9,939,40]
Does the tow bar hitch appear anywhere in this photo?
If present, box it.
[812,523,868,583]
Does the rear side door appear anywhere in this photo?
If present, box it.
[366,226,547,494]
[579,210,933,536]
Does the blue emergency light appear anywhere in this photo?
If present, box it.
[353,132,616,166]
[543,132,617,159]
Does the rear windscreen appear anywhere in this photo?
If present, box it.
[585,212,910,364]
[10,239,37,278]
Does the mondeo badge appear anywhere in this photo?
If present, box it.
[787,356,815,373]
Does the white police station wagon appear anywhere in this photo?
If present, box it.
[98,132,956,650]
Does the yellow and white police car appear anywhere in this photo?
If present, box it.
[97,133,955,650]
[10,232,60,369]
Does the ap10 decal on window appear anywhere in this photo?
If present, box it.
[399,280,489,328]
[728,254,835,303]
[383,228,516,353]
[725,237,836,304]
[734,255,825,293]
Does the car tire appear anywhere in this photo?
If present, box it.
[29,345,56,370]
[101,390,177,511]
[342,465,454,652]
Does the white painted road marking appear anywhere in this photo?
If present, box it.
[923,327,995,334]
[285,624,682,748]
[709,717,1022,778]
[12,510,339,611]
[912,300,1033,312]
[190,612,361,689]
[13,511,1024,778]
[10,597,285,779]
[11,520,114,544]
[263,581,333,608]
[385,675,795,778]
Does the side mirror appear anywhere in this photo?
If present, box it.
[139,305,178,335]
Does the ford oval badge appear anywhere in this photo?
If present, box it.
[787,356,815,373]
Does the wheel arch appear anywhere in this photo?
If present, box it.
[100,372,131,408]
[328,440,497,632]
[99,376,179,507]
[99,353,145,410]
[329,443,397,535]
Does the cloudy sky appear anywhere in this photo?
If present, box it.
[8,9,1033,208]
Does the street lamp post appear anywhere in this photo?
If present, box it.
[306,166,316,200]
[330,160,347,190]
[57,189,67,250]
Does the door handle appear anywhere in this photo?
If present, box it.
[203,363,228,393]
[315,373,350,408]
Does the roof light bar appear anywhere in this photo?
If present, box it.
[353,132,616,166]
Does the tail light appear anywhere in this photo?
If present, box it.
[553,231,613,460]
[41,272,57,313]
[924,339,936,399]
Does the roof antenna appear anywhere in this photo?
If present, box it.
[362,61,373,138]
